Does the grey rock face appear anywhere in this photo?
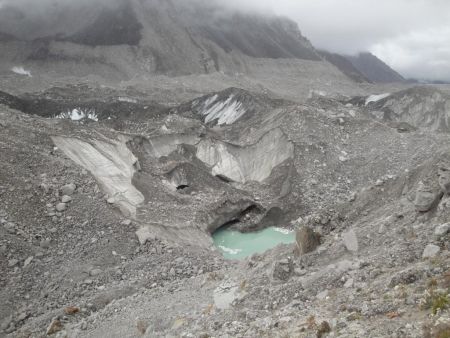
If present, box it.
[295,226,321,255]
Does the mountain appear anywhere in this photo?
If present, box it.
[318,50,371,83]
[0,0,320,76]
[0,0,362,103]
[345,52,406,83]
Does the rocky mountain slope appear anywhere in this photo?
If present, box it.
[345,52,406,83]
[0,0,320,77]
[0,0,363,104]
[318,50,371,83]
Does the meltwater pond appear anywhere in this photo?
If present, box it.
[213,226,295,260]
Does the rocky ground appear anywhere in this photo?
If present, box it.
[0,81,450,338]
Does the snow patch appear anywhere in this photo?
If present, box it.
[11,66,32,77]
[56,108,98,122]
[365,93,390,105]
[199,95,247,125]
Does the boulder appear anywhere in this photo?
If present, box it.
[56,203,67,212]
[438,166,450,194]
[422,244,440,258]
[342,229,358,252]
[435,223,450,237]
[295,226,321,255]
[414,183,440,212]
[61,195,72,203]
[272,257,294,281]
[61,183,76,196]
[135,226,156,245]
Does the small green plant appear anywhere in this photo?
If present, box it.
[432,293,449,315]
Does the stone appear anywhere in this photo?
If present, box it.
[295,226,321,255]
[4,222,16,234]
[64,306,80,315]
[272,257,294,281]
[61,183,76,196]
[89,268,103,276]
[375,179,384,186]
[342,229,358,252]
[435,223,450,237]
[55,330,68,338]
[422,244,440,258]
[136,319,149,335]
[61,195,72,203]
[344,278,354,288]
[1,315,13,331]
[317,321,332,338]
[23,256,33,267]
[414,183,440,212]
[8,259,19,267]
[107,197,115,204]
[317,290,329,300]
[121,219,132,226]
[438,166,450,194]
[40,239,51,248]
[56,203,67,212]
[135,226,156,245]
[46,318,63,335]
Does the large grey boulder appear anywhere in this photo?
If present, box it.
[422,244,440,258]
[61,183,76,196]
[295,226,321,255]
[342,229,359,253]
[414,183,440,212]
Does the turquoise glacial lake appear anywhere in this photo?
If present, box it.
[212,226,295,260]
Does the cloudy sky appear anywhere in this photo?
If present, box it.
[225,0,450,81]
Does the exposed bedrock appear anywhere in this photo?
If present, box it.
[51,135,144,218]
[196,128,294,183]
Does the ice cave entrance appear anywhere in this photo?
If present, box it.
[212,227,295,260]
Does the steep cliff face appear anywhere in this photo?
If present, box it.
[0,0,321,78]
